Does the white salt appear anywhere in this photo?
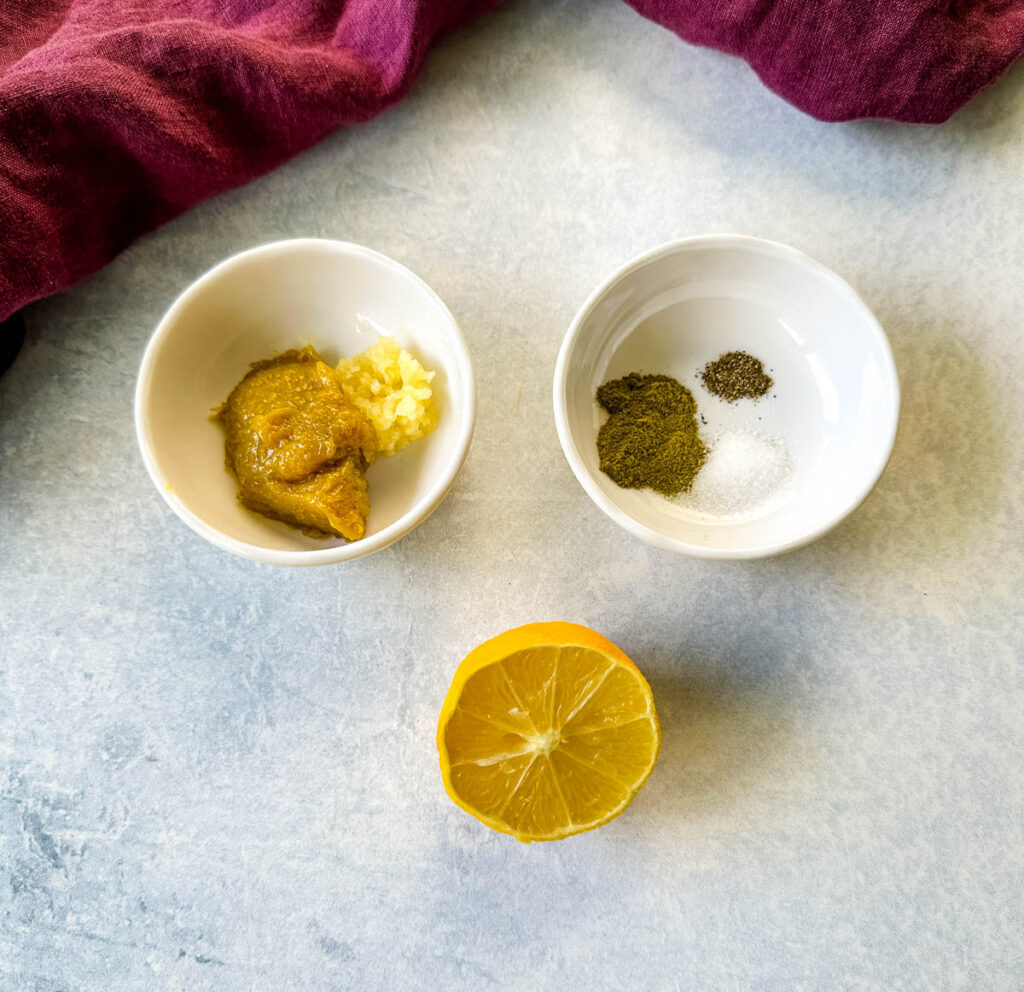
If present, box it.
[678,429,792,516]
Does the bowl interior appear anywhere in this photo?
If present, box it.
[559,239,898,556]
[138,241,472,557]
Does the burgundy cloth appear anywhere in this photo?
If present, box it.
[633,1,1024,123]
[0,1,1021,327]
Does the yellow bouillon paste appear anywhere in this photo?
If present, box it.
[218,339,438,541]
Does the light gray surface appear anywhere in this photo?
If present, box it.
[2,0,1022,988]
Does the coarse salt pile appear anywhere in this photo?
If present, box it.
[677,429,792,516]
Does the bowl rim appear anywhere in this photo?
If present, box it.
[135,237,476,566]
[552,233,901,560]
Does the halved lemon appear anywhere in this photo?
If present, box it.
[437,622,660,842]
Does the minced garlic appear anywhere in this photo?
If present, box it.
[336,336,438,456]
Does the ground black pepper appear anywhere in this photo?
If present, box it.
[701,351,773,402]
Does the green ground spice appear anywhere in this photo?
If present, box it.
[701,351,773,402]
[596,373,708,497]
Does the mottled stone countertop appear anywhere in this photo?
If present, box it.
[2,1,1022,989]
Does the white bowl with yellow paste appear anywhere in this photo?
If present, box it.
[135,239,475,565]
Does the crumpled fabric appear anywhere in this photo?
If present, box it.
[0,0,1020,326]
[632,0,1024,124]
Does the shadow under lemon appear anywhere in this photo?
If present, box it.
[629,637,799,827]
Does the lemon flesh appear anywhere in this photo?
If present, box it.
[438,625,660,842]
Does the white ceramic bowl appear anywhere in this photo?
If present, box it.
[136,239,475,565]
[553,235,899,559]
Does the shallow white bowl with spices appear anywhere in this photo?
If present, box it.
[553,235,900,560]
[135,239,475,566]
